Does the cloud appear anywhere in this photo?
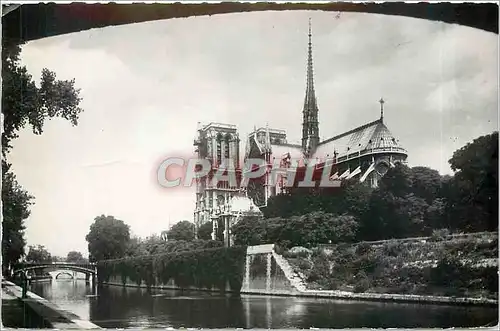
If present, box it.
[9,11,497,256]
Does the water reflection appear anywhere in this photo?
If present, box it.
[30,279,94,320]
[30,280,498,328]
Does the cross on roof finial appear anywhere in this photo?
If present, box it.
[379,97,385,122]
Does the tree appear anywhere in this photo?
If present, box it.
[2,162,33,274]
[2,42,83,155]
[125,236,148,257]
[66,251,84,263]
[378,163,413,197]
[85,215,131,262]
[231,215,265,246]
[280,212,359,248]
[167,221,195,241]
[26,245,52,263]
[446,132,498,231]
[141,234,167,255]
[340,179,373,218]
[363,164,433,240]
[197,221,214,240]
[426,198,446,230]
[409,166,443,203]
[1,41,83,273]
[264,185,346,219]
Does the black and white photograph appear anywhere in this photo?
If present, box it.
[1,2,498,329]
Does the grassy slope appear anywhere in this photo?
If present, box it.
[284,232,498,300]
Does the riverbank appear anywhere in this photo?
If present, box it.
[95,235,498,308]
[101,279,498,307]
[282,232,498,305]
[29,276,52,282]
[31,279,499,329]
[2,283,50,328]
[1,280,101,329]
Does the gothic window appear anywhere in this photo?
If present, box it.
[207,138,213,159]
[224,134,231,159]
[216,134,222,165]
[217,195,225,207]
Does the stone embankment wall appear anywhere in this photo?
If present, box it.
[103,244,302,295]
[239,244,498,306]
[101,239,498,306]
[2,280,101,329]
[241,244,303,295]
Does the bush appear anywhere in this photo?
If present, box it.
[325,277,341,290]
[197,222,214,240]
[353,271,371,293]
[430,229,450,242]
[274,245,286,255]
[295,258,312,271]
[355,242,371,255]
[306,253,330,283]
[284,249,310,259]
[384,240,404,257]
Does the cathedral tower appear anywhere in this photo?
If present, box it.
[301,19,320,157]
[193,122,240,237]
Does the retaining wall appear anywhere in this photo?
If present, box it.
[100,244,498,307]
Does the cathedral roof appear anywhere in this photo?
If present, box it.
[270,143,304,161]
[313,118,406,159]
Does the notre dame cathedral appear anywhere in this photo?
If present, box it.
[192,21,408,236]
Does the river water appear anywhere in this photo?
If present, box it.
[29,280,498,328]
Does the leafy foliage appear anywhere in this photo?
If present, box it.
[1,161,33,274]
[2,42,83,154]
[125,235,222,257]
[26,245,52,263]
[97,246,247,292]
[444,132,498,232]
[264,133,497,244]
[232,212,359,249]
[286,233,498,298]
[197,221,214,240]
[168,220,195,241]
[51,256,66,262]
[231,215,265,246]
[86,215,131,262]
[66,251,85,263]
[1,41,83,275]
[259,132,498,244]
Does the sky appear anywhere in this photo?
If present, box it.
[8,10,498,257]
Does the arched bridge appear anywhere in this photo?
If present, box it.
[55,271,75,279]
[2,2,498,46]
[13,262,97,278]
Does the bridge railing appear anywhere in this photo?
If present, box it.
[12,262,97,276]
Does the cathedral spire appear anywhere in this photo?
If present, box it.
[379,97,385,123]
[301,18,320,157]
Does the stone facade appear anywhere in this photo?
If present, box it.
[192,21,408,237]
